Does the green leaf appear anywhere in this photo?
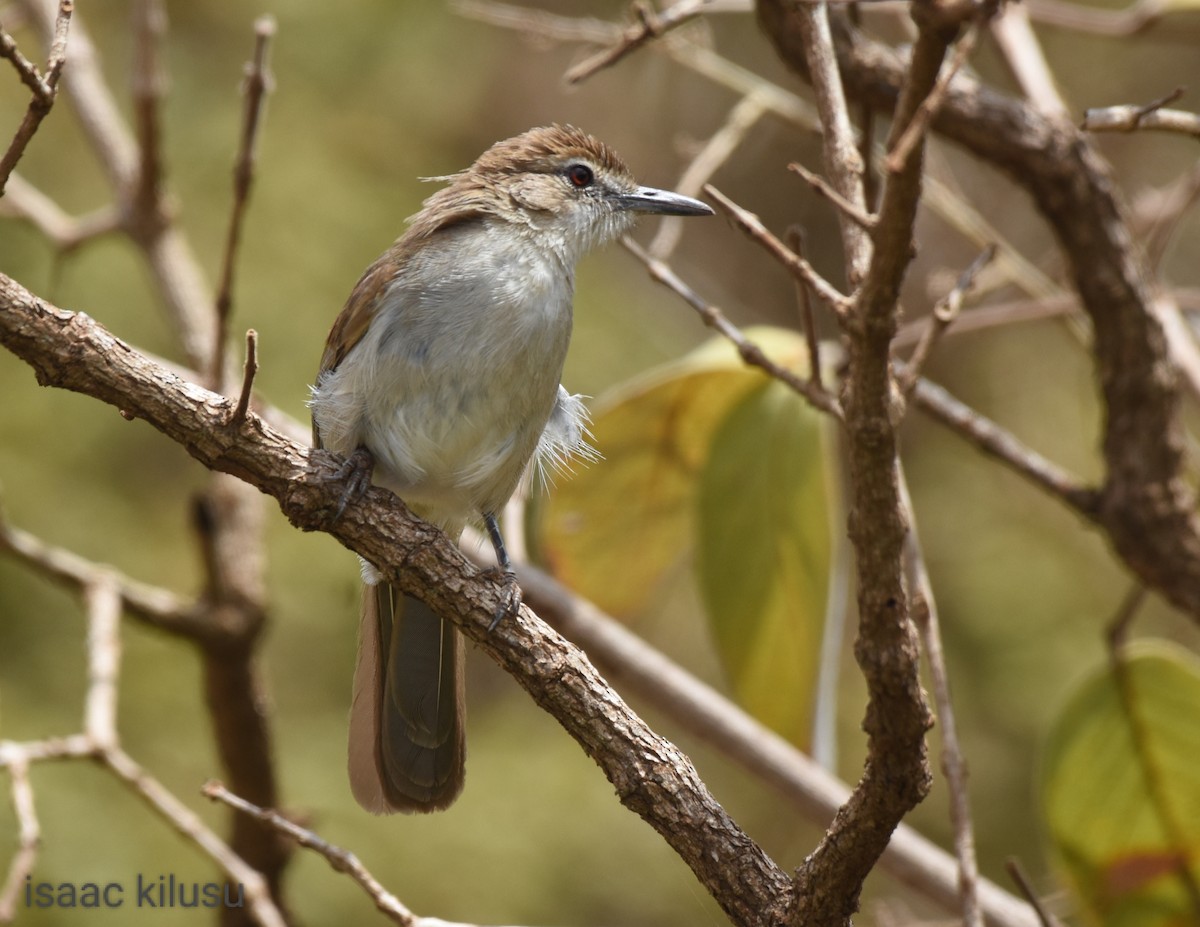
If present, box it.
[695,379,831,747]
[531,328,811,619]
[532,327,836,746]
[1040,641,1200,927]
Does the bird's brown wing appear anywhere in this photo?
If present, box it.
[311,259,397,447]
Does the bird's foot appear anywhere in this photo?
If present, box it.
[484,567,522,631]
[328,446,375,521]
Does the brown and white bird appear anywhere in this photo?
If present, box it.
[310,125,712,813]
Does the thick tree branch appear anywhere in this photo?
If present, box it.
[0,273,792,927]
[781,4,968,923]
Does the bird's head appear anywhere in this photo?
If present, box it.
[411,125,712,262]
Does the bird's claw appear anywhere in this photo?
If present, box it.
[329,446,375,521]
[486,568,522,631]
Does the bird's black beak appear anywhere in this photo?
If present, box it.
[615,186,713,217]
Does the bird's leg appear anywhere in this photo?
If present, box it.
[482,511,521,630]
[330,445,375,521]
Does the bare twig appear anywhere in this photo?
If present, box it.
[989,2,1069,119]
[703,183,853,316]
[1025,0,1170,36]
[0,0,72,192]
[83,574,121,750]
[1135,161,1200,271]
[648,89,769,259]
[788,5,985,913]
[893,292,1076,348]
[885,17,984,175]
[0,516,209,635]
[564,0,709,84]
[17,0,214,365]
[1105,583,1147,648]
[787,226,825,392]
[129,0,167,233]
[230,329,259,427]
[1004,858,1065,927]
[788,161,878,231]
[898,243,996,395]
[778,0,871,282]
[623,236,844,418]
[0,173,120,249]
[104,749,286,927]
[905,371,1101,516]
[454,0,620,45]
[213,15,275,389]
[1082,89,1199,139]
[0,21,48,96]
[899,471,982,927]
[0,556,287,927]
[0,756,39,922]
[203,782,413,926]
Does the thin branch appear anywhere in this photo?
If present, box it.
[212,15,275,390]
[0,173,120,249]
[989,2,1069,119]
[1134,161,1200,271]
[0,515,210,635]
[898,242,996,395]
[104,748,286,927]
[893,292,1077,348]
[564,0,709,85]
[905,370,1101,517]
[0,756,39,922]
[1155,293,1200,406]
[899,471,982,927]
[0,555,287,927]
[1004,859,1066,927]
[1025,0,1169,36]
[787,226,825,392]
[776,0,871,282]
[703,183,853,316]
[885,16,984,175]
[648,89,769,259]
[0,0,72,193]
[83,574,121,751]
[203,782,414,926]
[454,0,620,45]
[229,329,259,427]
[129,0,167,234]
[788,161,878,232]
[1082,91,1200,139]
[0,21,49,97]
[622,236,844,418]
[17,0,215,365]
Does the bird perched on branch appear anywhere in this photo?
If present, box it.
[310,124,712,813]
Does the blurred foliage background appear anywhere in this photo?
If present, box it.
[3,1,1200,924]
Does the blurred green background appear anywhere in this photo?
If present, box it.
[3,1,1200,924]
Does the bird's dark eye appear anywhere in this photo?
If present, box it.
[566,164,594,188]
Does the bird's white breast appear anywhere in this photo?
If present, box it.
[310,219,575,528]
